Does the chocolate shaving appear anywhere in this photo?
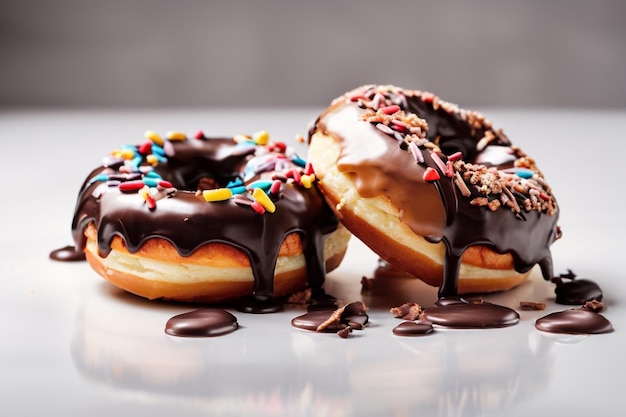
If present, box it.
[519,301,546,311]
[390,302,422,321]
[581,299,606,313]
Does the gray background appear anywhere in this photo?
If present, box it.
[2,0,625,109]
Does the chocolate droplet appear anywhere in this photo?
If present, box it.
[165,309,238,337]
[535,309,613,335]
[422,298,519,328]
[392,321,434,336]
[49,245,86,262]
[555,279,603,305]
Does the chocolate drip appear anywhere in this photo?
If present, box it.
[313,86,560,299]
[67,137,338,304]
[165,309,238,337]
[49,245,85,261]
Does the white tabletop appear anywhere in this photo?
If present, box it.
[1,108,624,416]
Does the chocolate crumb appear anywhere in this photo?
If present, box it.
[317,301,367,332]
[519,301,546,311]
[390,302,422,321]
[581,299,606,313]
[337,326,352,338]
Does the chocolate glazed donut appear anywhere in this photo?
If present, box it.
[54,131,349,311]
[309,85,561,297]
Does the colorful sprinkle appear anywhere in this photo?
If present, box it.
[202,188,233,202]
[423,167,440,182]
[448,151,463,162]
[253,130,270,146]
[194,130,205,140]
[166,131,187,141]
[291,155,307,168]
[269,179,282,195]
[380,104,401,114]
[145,130,164,146]
[252,187,276,213]
[300,174,315,189]
[304,162,315,176]
[430,152,449,177]
[119,180,146,192]
[251,201,266,215]
[138,141,153,155]
[247,180,273,193]
[408,141,424,163]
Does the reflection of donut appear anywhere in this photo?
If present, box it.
[69,131,349,302]
[309,85,560,295]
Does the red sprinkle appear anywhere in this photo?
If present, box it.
[158,180,173,188]
[138,140,152,155]
[423,167,440,182]
[145,194,156,210]
[251,201,265,214]
[269,179,282,195]
[445,161,455,178]
[119,180,146,192]
[272,141,287,153]
[194,130,205,140]
[286,168,301,184]
[539,192,551,201]
[380,104,401,114]
[304,162,315,175]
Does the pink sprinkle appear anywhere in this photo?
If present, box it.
[380,104,400,114]
[448,151,463,162]
[375,123,394,135]
[163,140,175,157]
[269,179,282,195]
[251,201,265,215]
[408,141,424,163]
[445,161,455,178]
[391,119,408,132]
[194,130,205,140]
[286,168,301,184]
[430,153,449,176]
[539,192,551,201]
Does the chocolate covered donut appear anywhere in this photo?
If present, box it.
[308,85,560,296]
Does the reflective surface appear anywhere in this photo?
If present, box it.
[1,109,624,416]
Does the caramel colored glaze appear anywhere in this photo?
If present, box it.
[312,86,560,297]
[69,137,339,303]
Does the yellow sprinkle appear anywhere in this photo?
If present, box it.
[166,131,187,141]
[120,149,135,160]
[252,130,270,146]
[300,174,315,189]
[146,154,159,166]
[138,185,150,199]
[202,188,233,202]
[145,130,164,146]
[252,187,275,213]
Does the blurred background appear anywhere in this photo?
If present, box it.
[1,0,625,109]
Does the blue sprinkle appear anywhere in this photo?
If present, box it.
[291,155,307,167]
[89,174,109,184]
[228,185,247,195]
[144,171,162,179]
[151,144,166,157]
[142,178,159,187]
[515,169,534,179]
[246,180,273,193]
[227,178,244,188]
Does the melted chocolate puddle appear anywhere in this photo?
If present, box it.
[165,309,238,337]
[552,270,603,305]
[422,297,520,328]
[392,321,434,336]
[49,245,85,262]
[535,309,612,335]
[291,301,369,334]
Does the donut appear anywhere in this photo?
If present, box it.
[62,130,350,305]
[308,85,560,295]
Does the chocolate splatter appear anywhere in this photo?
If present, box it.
[165,309,238,337]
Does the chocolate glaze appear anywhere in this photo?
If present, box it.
[165,309,238,337]
[421,297,520,328]
[535,309,613,334]
[49,245,86,261]
[291,301,369,332]
[392,321,434,336]
[312,85,560,297]
[552,271,603,305]
[63,136,338,305]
